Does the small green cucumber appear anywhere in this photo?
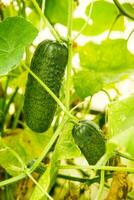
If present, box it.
[24,40,68,133]
[72,120,105,165]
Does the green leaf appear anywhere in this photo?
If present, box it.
[108,95,134,138]
[79,39,134,72]
[108,127,134,158]
[107,95,134,157]
[0,138,23,176]
[0,16,38,75]
[30,148,58,200]
[30,167,51,200]
[10,71,28,91]
[45,0,68,25]
[119,2,134,19]
[45,0,124,35]
[74,39,134,98]
[73,1,124,36]
[123,3,134,15]
[73,69,103,99]
[54,122,81,160]
[30,157,58,200]
[31,122,80,200]
[0,128,53,176]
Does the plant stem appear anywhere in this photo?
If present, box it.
[116,151,134,162]
[4,87,19,116]
[5,173,10,200]
[2,76,9,111]
[107,14,121,39]
[0,120,67,188]
[29,118,68,173]
[73,0,94,41]
[127,29,134,41]
[12,95,24,129]
[113,0,134,20]
[59,164,134,173]
[101,89,112,102]
[26,172,53,200]
[67,0,73,40]
[1,163,134,188]
[22,62,78,124]
[96,152,112,168]
[0,87,19,135]
[0,173,26,187]
[58,173,112,185]
[1,142,53,199]
[66,43,72,110]
[95,170,105,200]
[31,0,62,42]
[40,0,46,29]
[65,0,73,110]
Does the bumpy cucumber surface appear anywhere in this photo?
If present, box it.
[72,120,105,165]
[24,40,68,133]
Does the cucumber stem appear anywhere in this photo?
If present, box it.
[66,0,73,110]
[113,0,134,20]
[26,172,53,200]
[73,0,94,41]
[95,170,105,200]
[59,164,134,173]
[58,173,112,184]
[31,0,62,43]
[107,14,121,39]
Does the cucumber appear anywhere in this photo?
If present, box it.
[72,120,105,165]
[24,40,68,133]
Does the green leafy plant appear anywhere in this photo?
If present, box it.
[0,0,134,199]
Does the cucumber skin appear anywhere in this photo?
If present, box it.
[24,40,68,133]
[72,120,105,165]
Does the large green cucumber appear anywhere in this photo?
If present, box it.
[72,120,105,165]
[24,40,68,133]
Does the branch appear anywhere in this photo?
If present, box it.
[113,0,134,20]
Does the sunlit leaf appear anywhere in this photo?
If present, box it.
[73,0,124,35]
[30,149,58,200]
[79,39,134,72]
[108,127,134,158]
[123,3,134,17]
[30,167,51,200]
[54,122,81,160]
[108,95,134,137]
[0,128,53,176]
[73,39,134,99]
[107,95,134,157]
[45,0,68,25]
[73,69,103,99]
[31,122,80,200]
[0,17,38,75]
